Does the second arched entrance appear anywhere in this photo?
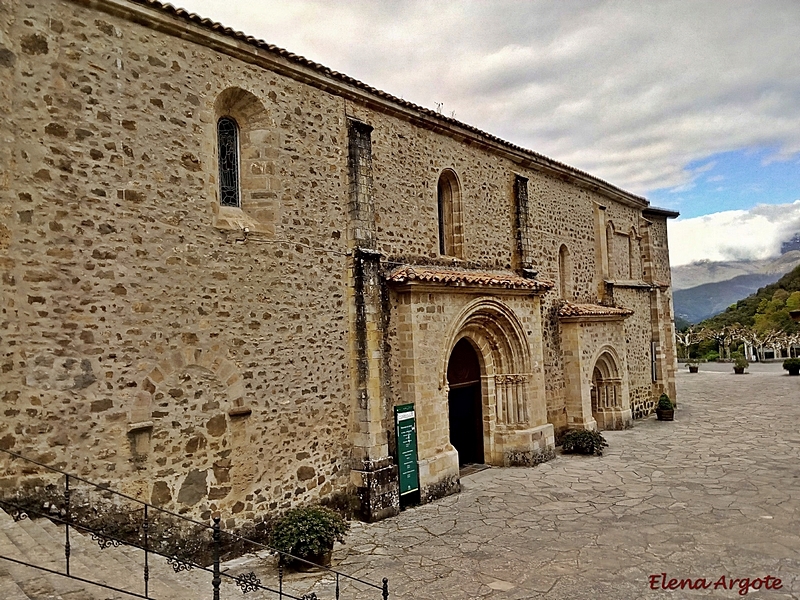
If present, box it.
[589,350,630,430]
[447,338,484,466]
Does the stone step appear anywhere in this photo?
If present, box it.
[7,512,124,600]
[0,516,74,600]
[17,515,136,600]
[0,564,32,600]
[3,515,114,600]
[35,517,187,600]
[0,510,213,600]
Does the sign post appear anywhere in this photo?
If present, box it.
[394,403,419,497]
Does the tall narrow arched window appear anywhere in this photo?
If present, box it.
[558,244,572,299]
[437,169,463,257]
[605,221,615,279]
[629,227,639,279]
[217,116,240,207]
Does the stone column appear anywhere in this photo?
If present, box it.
[346,119,399,522]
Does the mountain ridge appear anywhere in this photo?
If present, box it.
[671,251,800,291]
[673,272,785,324]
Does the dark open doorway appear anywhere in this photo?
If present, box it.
[447,338,484,466]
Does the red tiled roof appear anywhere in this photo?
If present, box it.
[558,302,634,318]
[123,0,648,207]
[387,266,553,291]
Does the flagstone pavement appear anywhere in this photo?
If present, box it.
[231,362,800,599]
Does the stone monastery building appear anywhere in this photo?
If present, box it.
[0,0,678,522]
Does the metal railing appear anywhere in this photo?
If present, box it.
[0,448,389,600]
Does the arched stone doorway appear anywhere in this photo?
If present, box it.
[447,338,484,466]
[590,351,627,430]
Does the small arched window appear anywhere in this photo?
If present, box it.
[217,116,240,207]
[437,169,463,257]
[558,244,572,299]
[605,221,615,278]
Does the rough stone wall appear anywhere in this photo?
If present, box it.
[0,0,679,520]
[347,104,516,269]
[615,287,655,418]
[0,0,355,523]
[526,181,599,431]
[648,219,673,284]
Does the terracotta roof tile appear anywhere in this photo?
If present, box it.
[127,0,647,206]
[387,266,553,291]
[558,302,634,318]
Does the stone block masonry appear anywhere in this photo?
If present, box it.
[0,0,679,523]
[0,0,354,524]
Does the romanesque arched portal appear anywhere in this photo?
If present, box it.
[590,350,629,430]
[440,298,551,467]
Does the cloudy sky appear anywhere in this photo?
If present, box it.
[173,0,800,266]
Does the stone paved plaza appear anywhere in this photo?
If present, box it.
[234,362,800,599]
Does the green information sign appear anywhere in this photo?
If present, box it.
[394,403,419,496]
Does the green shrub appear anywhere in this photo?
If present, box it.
[657,394,673,410]
[783,358,800,371]
[561,429,608,456]
[732,352,748,369]
[270,505,348,563]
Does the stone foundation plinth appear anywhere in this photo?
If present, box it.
[493,423,556,466]
[593,408,632,430]
[418,448,460,504]
[350,458,400,522]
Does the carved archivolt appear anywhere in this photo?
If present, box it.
[442,298,534,427]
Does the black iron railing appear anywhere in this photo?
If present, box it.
[0,448,389,600]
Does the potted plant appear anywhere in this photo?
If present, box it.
[686,358,701,373]
[732,352,748,375]
[270,505,348,570]
[655,393,674,421]
[560,429,608,456]
[783,358,800,376]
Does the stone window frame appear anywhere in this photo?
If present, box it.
[558,243,572,299]
[437,168,464,258]
[628,226,640,280]
[605,220,615,278]
[211,87,275,234]
[217,116,241,208]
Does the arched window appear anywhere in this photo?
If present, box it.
[217,116,240,207]
[605,221,615,278]
[628,227,639,279]
[437,169,462,258]
[558,244,572,299]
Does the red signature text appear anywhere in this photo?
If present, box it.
[648,573,782,596]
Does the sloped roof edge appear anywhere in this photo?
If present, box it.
[82,0,650,209]
[558,302,634,320]
[387,265,553,292]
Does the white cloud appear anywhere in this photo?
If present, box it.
[668,201,800,266]
[172,0,800,198]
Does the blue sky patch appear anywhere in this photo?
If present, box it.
[649,148,800,219]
